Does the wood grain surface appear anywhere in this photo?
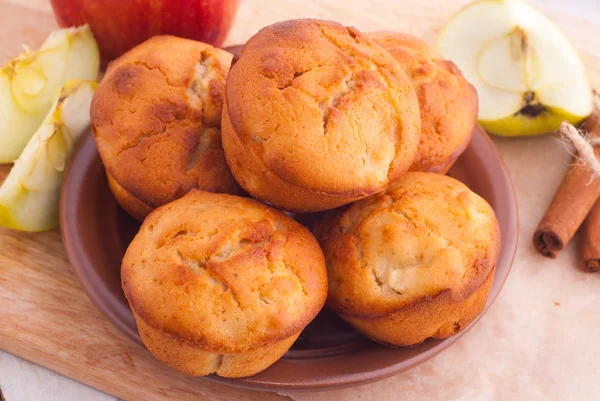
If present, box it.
[0,0,599,400]
[0,2,288,401]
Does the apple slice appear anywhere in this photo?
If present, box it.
[436,0,593,137]
[0,25,99,162]
[0,80,96,232]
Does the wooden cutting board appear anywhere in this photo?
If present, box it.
[1,1,599,401]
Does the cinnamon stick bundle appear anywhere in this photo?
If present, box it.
[533,113,600,258]
[580,198,600,272]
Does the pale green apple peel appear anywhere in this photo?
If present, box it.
[0,25,99,163]
[0,80,97,232]
[480,107,589,137]
[436,0,593,137]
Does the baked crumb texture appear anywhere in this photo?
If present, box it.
[106,172,153,221]
[369,31,478,173]
[91,35,242,220]
[122,190,327,377]
[314,172,500,346]
[223,19,421,212]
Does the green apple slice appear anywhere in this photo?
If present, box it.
[0,80,97,232]
[436,0,593,137]
[0,25,99,163]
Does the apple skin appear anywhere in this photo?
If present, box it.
[50,0,239,66]
[481,107,589,137]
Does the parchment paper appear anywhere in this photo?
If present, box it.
[282,135,600,401]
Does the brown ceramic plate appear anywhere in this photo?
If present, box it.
[60,125,517,391]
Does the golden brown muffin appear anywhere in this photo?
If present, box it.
[314,172,500,346]
[92,35,242,219]
[223,19,421,212]
[106,172,153,221]
[122,190,328,377]
[369,32,478,173]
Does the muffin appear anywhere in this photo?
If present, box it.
[369,32,478,173]
[92,35,242,221]
[222,19,421,212]
[122,190,328,377]
[106,172,153,222]
[314,172,500,346]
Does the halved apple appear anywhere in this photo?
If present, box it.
[436,0,593,137]
[0,80,96,232]
[0,25,99,162]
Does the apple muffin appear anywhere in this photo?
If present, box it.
[222,19,421,212]
[106,172,153,222]
[369,32,478,173]
[91,35,241,221]
[122,190,328,377]
[314,172,500,346]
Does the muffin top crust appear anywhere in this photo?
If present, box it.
[370,32,478,173]
[226,19,421,197]
[315,172,500,318]
[92,35,240,208]
[122,190,327,352]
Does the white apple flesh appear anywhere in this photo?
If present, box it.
[0,25,99,162]
[436,0,593,136]
[0,80,96,232]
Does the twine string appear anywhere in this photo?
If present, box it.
[559,93,600,178]
[560,122,600,177]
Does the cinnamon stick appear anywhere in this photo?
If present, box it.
[580,197,600,272]
[533,113,600,258]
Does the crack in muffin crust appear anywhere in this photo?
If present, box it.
[315,172,500,318]
[313,172,500,346]
[222,19,421,211]
[132,60,180,87]
[91,35,241,212]
[122,190,328,354]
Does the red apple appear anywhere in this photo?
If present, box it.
[50,0,239,65]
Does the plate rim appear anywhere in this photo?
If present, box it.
[60,125,518,392]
